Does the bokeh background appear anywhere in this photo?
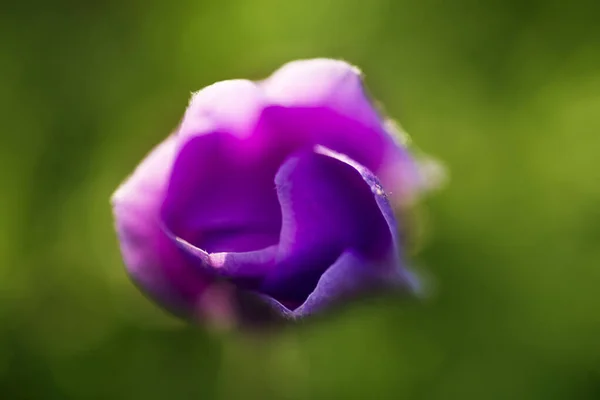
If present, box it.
[2,0,600,398]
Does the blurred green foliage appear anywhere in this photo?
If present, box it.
[2,0,600,398]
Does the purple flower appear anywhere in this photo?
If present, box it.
[111,59,421,326]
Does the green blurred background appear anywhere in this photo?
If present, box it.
[2,0,600,398]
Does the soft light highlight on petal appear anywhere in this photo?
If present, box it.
[178,79,265,142]
[262,58,421,200]
[263,59,379,129]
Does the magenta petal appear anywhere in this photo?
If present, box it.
[261,58,420,199]
[111,136,210,315]
[260,106,388,182]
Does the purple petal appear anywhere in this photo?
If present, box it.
[261,58,420,200]
[161,132,282,255]
[257,250,412,319]
[111,136,211,315]
[294,250,395,317]
[260,146,404,307]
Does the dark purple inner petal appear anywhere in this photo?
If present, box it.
[259,148,394,305]
[161,132,283,254]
